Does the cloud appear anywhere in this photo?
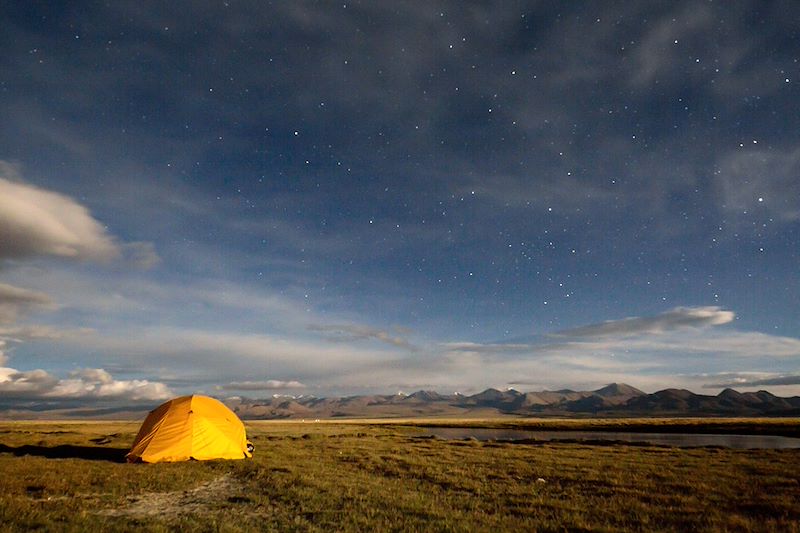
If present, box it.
[219,380,305,391]
[631,4,713,86]
[429,315,800,394]
[494,329,800,362]
[309,324,417,350]
[2,268,316,333]
[0,283,55,324]
[8,295,796,397]
[62,326,397,384]
[0,324,93,341]
[0,164,160,269]
[716,147,800,222]
[439,342,536,355]
[122,241,161,269]
[0,278,88,376]
[703,374,800,388]
[0,325,93,367]
[553,307,735,338]
[0,367,172,401]
[0,368,57,394]
[0,169,120,262]
[707,332,800,358]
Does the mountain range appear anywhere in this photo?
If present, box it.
[227,383,800,419]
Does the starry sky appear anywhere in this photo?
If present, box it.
[1,1,799,406]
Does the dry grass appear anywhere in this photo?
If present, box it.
[0,419,799,532]
[383,416,800,437]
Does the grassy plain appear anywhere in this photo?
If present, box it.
[0,419,799,532]
[342,416,800,437]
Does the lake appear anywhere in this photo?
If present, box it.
[422,427,800,449]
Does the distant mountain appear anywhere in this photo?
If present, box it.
[594,383,646,400]
[225,384,800,419]
[563,383,647,411]
[462,388,522,409]
[404,390,447,402]
[619,388,800,416]
[3,384,797,419]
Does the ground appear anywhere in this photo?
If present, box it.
[0,419,799,532]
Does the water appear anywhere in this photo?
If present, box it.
[422,427,800,449]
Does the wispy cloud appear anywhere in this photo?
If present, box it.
[439,342,537,355]
[716,147,800,223]
[122,242,162,270]
[0,267,319,334]
[703,373,800,388]
[0,283,60,365]
[309,324,418,350]
[431,309,800,394]
[552,307,735,338]
[630,3,713,86]
[58,326,397,384]
[0,283,55,324]
[612,330,800,359]
[0,325,93,366]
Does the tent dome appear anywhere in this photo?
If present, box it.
[127,395,252,463]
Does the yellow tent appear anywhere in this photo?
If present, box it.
[127,395,253,463]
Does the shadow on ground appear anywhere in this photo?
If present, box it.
[0,443,128,462]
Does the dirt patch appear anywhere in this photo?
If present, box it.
[98,474,248,519]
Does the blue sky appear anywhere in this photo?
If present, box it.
[1,1,799,405]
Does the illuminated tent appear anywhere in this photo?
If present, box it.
[127,395,253,463]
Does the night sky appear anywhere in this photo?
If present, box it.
[1,1,799,405]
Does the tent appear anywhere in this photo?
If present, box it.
[127,395,253,463]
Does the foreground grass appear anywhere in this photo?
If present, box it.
[0,420,798,532]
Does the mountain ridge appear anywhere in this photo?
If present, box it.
[227,383,800,419]
[2,383,797,420]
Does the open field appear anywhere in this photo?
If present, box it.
[1,419,799,532]
[338,416,800,437]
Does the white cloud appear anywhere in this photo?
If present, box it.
[0,366,172,401]
[0,163,160,267]
[0,170,119,262]
[0,368,57,394]
[220,380,305,391]
[553,306,735,338]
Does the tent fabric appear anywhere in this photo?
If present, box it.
[127,395,252,463]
